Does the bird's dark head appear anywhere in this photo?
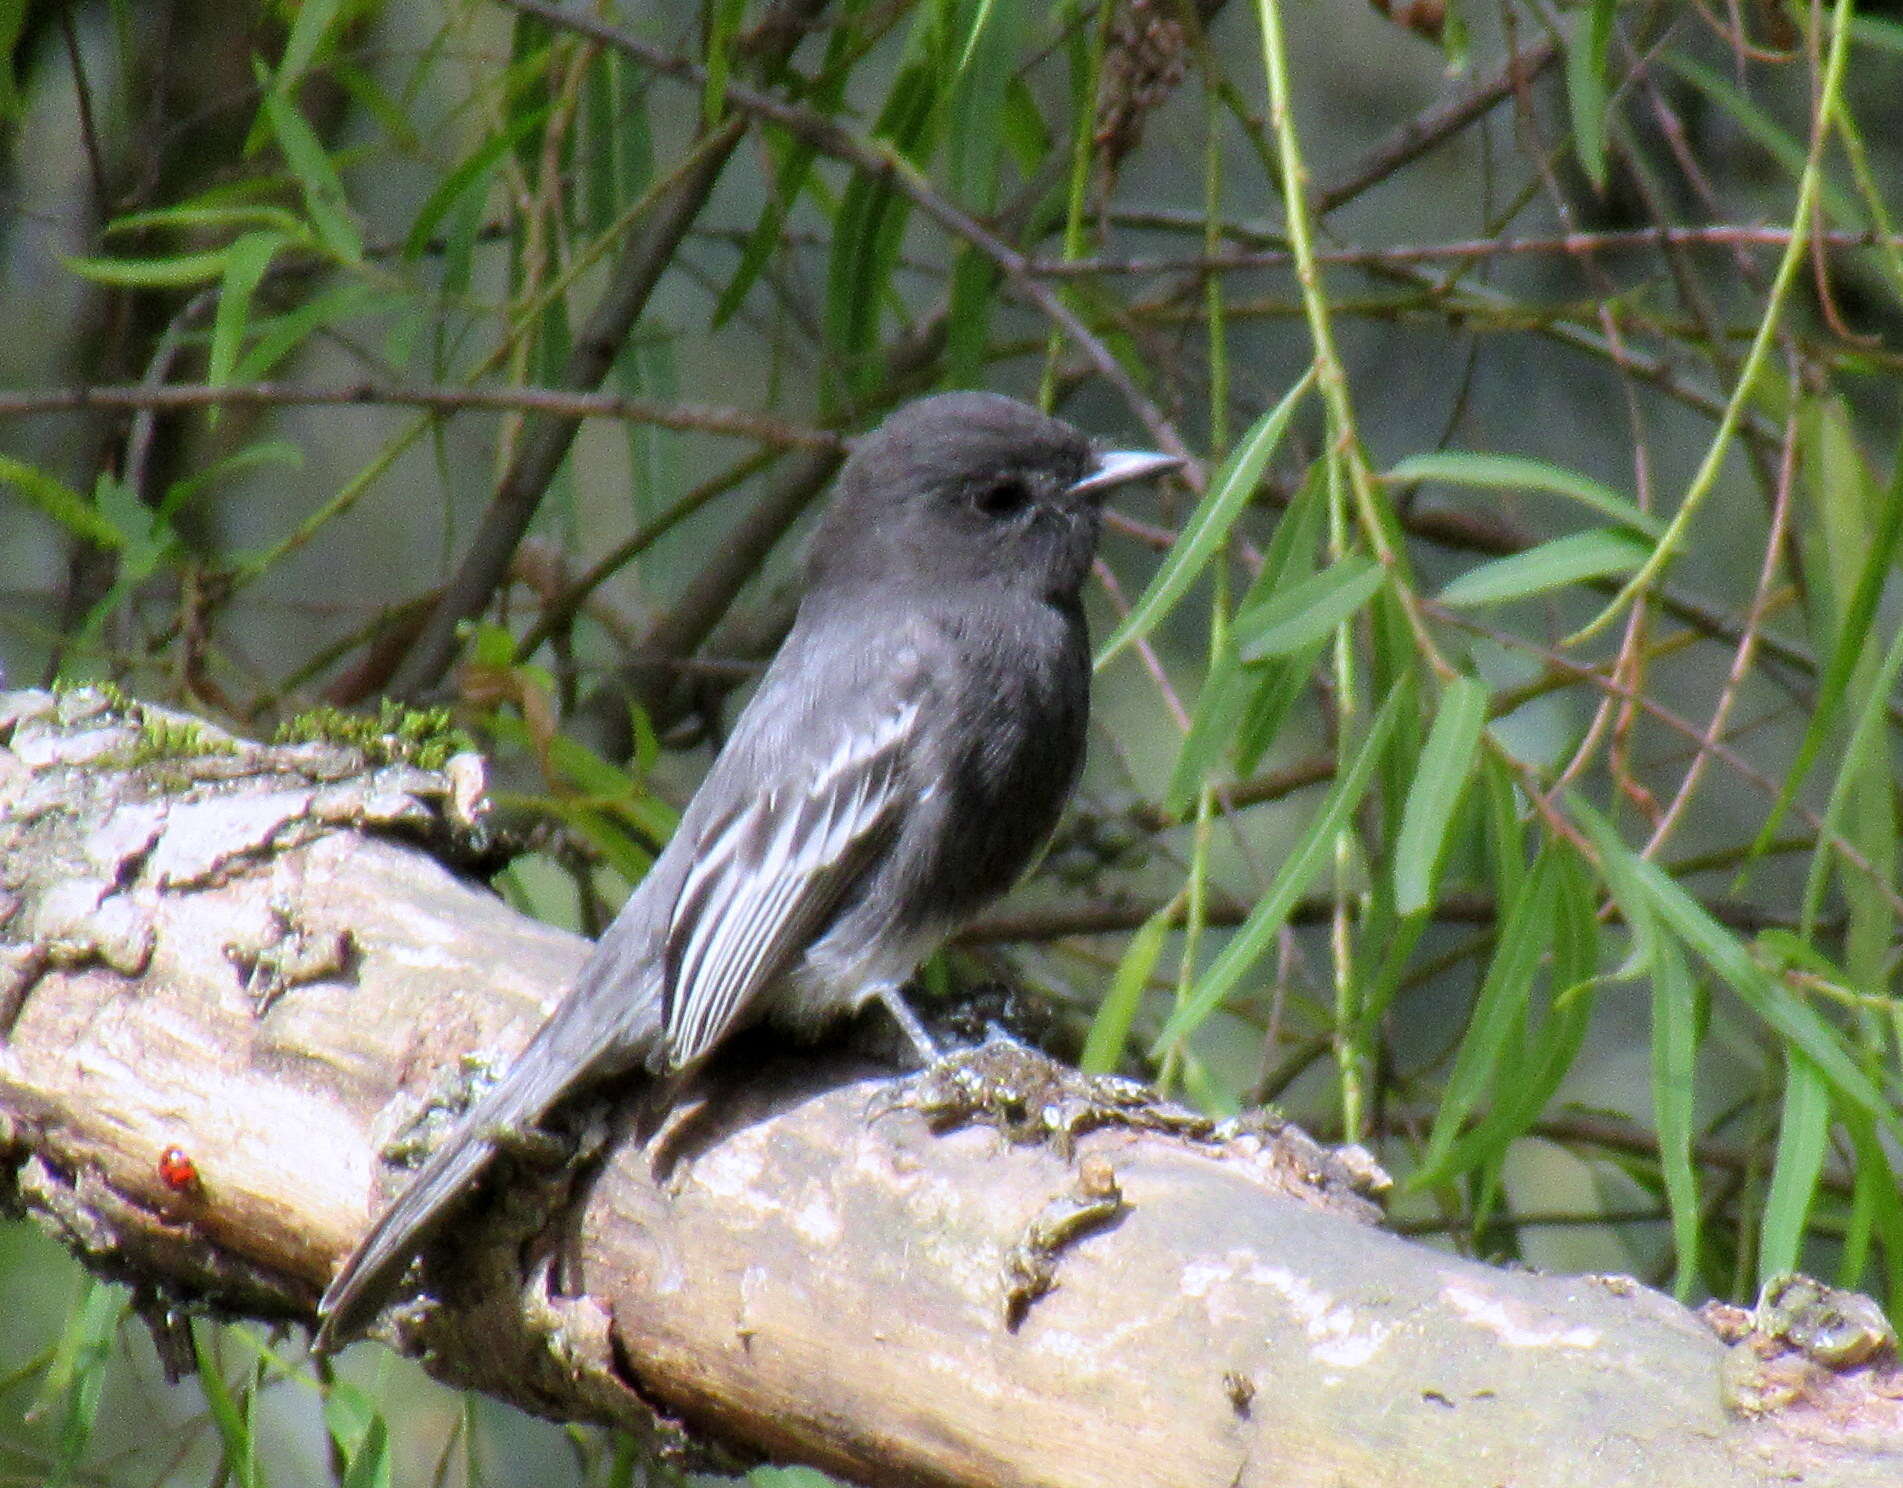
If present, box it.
[809,392,1179,604]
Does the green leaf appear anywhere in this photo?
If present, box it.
[1081,896,1175,1074]
[339,1415,389,1488]
[1650,933,1703,1298]
[259,71,363,265]
[1438,527,1652,608]
[824,61,938,397]
[64,248,234,287]
[1234,553,1386,661]
[0,0,26,118]
[999,75,1049,172]
[231,282,386,383]
[1164,639,1244,815]
[1411,850,1560,1189]
[1227,465,1331,774]
[320,1372,379,1458]
[278,0,344,90]
[1385,450,1666,538]
[103,202,306,238]
[1232,636,1327,774]
[1096,369,1314,669]
[952,0,1004,75]
[1665,55,1864,232]
[39,1280,123,1488]
[703,0,748,122]
[1393,675,1490,914]
[402,105,550,261]
[1748,427,1903,860]
[0,455,124,548]
[192,1325,264,1488]
[1575,797,1899,1140]
[1153,686,1406,1055]
[333,58,422,152]
[160,440,303,521]
[1564,0,1618,191]
[713,23,850,330]
[208,230,288,396]
[1799,617,1903,938]
[1759,1054,1830,1283]
[1842,1116,1903,1307]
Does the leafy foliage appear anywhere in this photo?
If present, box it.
[2,0,1902,1483]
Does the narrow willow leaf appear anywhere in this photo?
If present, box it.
[1234,553,1385,661]
[1385,450,1665,538]
[64,248,233,287]
[0,1,24,118]
[207,230,287,396]
[339,1415,389,1488]
[1438,528,1650,608]
[1759,1054,1830,1283]
[160,441,303,521]
[1152,686,1406,1055]
[403,106,550,261]
[1479,750,1526,908]
[1842,1117,1903,1307]
[193,1325,264,1488]
[1749,436,1903,860]
[1096,369,1314,668]
[320,1378,378,1461]
[1232,636,1327,775]
[702,0,748,122]
[40,1281,122,1488]
[1393,674,1490,914]
[999,74,1049,171]
[0,455,123,548]
[278,0,344,91]
[1799,619,1903,937]
[104,203,305,237]
[715,18,851,329]
[232,283,385,383]
[1392,685,1476,913]
[260,77,363,265]
[1564,0,1618,190]
[1410,851,1558,1189]
[1081,896,1176,1074]
[824,62,936,396]
[1165,640,1243,815]
[1574,797,1898,1139]
[333,59,421,152]
[1664,55,1864,231]
[1651,933,1703,1298]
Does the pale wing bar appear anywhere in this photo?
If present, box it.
[661,695,921,1068]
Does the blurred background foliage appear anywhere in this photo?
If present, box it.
[2,0,1902,1482]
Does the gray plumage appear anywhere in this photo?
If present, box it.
[314,392,1178,1349]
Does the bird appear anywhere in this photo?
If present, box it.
[313,391,1181,1349]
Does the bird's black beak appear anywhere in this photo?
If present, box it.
[1069,448,1184,501]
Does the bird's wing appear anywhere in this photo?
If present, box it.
[660,682,925,1069]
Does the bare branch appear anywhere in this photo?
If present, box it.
[3,688,1898,1488]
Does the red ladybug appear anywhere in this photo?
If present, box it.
[157,1146,200,1193]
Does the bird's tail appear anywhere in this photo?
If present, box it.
[314,960,661,1351]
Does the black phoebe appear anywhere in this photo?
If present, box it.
[314,391,1180,1347]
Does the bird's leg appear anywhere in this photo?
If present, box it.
[877,984,941,1066]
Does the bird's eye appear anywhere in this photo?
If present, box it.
[973,476,1031,519]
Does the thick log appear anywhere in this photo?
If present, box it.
[1,687,1898,1487]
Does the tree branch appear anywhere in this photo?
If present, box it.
[2,688,1898,1488]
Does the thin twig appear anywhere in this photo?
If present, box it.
[0,382,841,449]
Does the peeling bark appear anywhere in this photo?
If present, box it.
[2,687,1899,1488]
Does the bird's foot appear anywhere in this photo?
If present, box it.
[875,984,941,1066]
